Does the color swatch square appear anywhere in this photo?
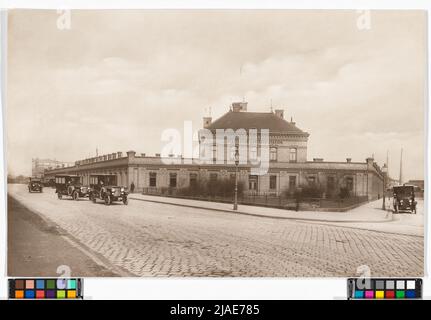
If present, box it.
[36,290,45,299]
[57,290,66,299]
[354,291,364,298]
[67,290,76,298]
[396,291,405,298]
[57,279,67,290]
[407,281,415,290]
[365,291,374,299]
[375,291,384,299]
[386,281,395,290]
[386,291,395,298]
[46,290,56,298]
[25,280,34,289]
[46,279,56,289]
[396,281,405,290]
[36,280,45,289]
[25,290,35,298]
[406,290,416,298]
[15,290,24,298]
[15,280,24,290]
[67,279,76,290]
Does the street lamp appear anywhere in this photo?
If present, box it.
[382,164,388,210]
[233,144,240,210]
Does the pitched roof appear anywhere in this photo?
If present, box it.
[206,111,308,135]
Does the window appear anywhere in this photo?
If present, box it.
[289,148,297,162]
[169,173,177,188]
[346,177,354,191]
[327,176,335,191]
[190,173,198,187]
[212,145,217,160]
[269,175,277,190]
[209,173,218,182]
[270,147,277,161]
[249,146,257,160]
[289,176,296,189]
[308,176,316,186]
[249,175,258,191]
[149,172,157,187]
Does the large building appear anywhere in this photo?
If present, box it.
[44,102,385,200]
[32,158,74,178]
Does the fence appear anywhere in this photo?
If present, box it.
[141,187,369,211]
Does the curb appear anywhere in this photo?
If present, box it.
[129,196,392,224]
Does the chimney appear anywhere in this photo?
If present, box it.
[203,116,212,129]
[127,150,136,159]
[346,158,352,163]
[232,102,248,112]
[117,151,122,158]
[275,109,284,119]
[155,153,161,157]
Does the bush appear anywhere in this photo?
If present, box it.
[339,187,351,199]
[177,179,244,198]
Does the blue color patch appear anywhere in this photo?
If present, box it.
[354,290,364,298]
[36,280,45,289]
[406,290,416,298]
[25,290,35,298]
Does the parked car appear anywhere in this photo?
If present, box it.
[55,174,89,200]
[28,177,43,193]
[393,185,417,214]
[88,174,128,205]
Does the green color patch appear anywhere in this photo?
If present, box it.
[57,290,66,299]
[46,280,56,289]
[396,291,405,299]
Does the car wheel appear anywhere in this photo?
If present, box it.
[57,193,62,199]
[104,195,111,205]
[123,196,128,205]
[73,191,79,201]
[40,189,43,193]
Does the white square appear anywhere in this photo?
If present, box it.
[396,280,405,289]
[407,281,415,290]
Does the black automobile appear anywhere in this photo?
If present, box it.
[55,174,89,200]
[393,185,417,214]
[28,177,43,193]
[88,174,128,205]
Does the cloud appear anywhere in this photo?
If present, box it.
[6,10,426,180]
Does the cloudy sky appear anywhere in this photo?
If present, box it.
[6,10,426,180]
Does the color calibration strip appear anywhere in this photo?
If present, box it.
[348,278,422,300]
[9,278,83,299]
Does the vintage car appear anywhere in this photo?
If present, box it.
[393,185,417,214]
[88,174,128,205]
[28,177,43,193]
[55,174,89,200]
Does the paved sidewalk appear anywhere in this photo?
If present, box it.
[129,194,393,223]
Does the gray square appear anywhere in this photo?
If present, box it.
[386,280,395,289]
[375,280,385,290]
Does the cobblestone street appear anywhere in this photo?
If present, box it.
[8,184,423,277]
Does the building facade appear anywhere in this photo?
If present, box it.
[32,158,74,178]
[44,103,385,200]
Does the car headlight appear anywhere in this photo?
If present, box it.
[121,187,124,192]
[409,199,413,204]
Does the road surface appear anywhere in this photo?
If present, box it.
[7,184,423,277]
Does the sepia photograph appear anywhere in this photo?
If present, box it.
[5,9,426,277]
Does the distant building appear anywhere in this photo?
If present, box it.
[32,158,74,178]
[43,101,385,201]
[406,180,424,191]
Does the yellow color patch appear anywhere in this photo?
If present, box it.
[67,290,76,298]
[376,291,384,299]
